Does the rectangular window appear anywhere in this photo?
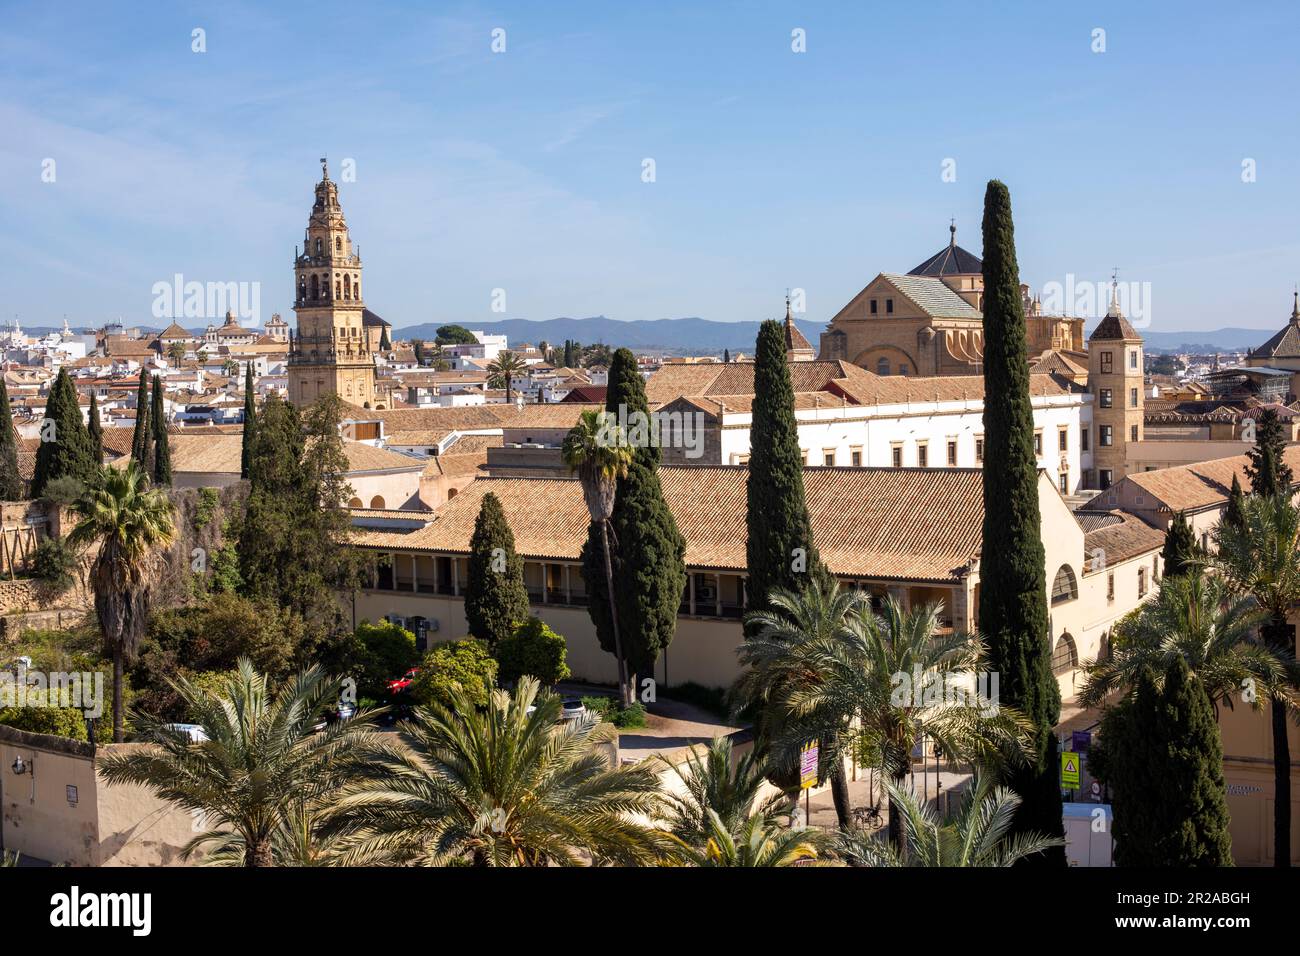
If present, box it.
[851,448,862,467]
[1100,425,1113,446]
[917,443,928,468]
[1130,387,1138,407]
[947,440,958,466]
[1058,428,1068,452]
[1130,349,1139,369]
[1059,472,1069,494]
[1081,427,1089,452]
[1138,568,1147,598]
[975,437,984,463]
[1100,388,1112,408]
[886,298,894,314]
[870,299,878,314]
[1100,468,1113,489]
[1033,431,1043,456]
[1107,573,1115,602]
[1130,424,1139,442]
[891,444,903,468]
[1153,554,1160,582]
[823,450,835,466]
[1100,351,1113,374]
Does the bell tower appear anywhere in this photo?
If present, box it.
[288,158,375,407]
[1087,278,1144,490]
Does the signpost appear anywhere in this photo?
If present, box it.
[800,741,819,826]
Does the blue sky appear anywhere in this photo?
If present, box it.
[3,0,1299,335]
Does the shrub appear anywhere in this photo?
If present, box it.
[410,640,498,710]
[0,687,113,742]
[30,537,78,591]
[578,694,646,728]
[40,475,85,507]
[496,616,571,686]
[355,620,420,699]
[192,487,220,530]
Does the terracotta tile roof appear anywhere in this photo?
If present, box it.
[171,434,243,474]
[344,401,600,447]
[442,434,502,455]
[342,441,425,473]
[1086,445,1300,514]
[1082,512,1165,573]
[424,451,489,479]
[356,465,988,583]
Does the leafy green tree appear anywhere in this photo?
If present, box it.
[976,179,1064,864]
[1089,658,1233,866]
[496,616,571,685]
[352,620,420,699]
[464,492,529,647]
[412,338,426,366]
[130,368,151,474]
[1212,493,1300,866]
[67,462,176,741]
[32,368,96,500]
[564,409,635,704]
[1161,511,1203,578]
[322,678,669,865]
[435,324,478,346]
[582,348,686,699]
[409,639,498,710]
[151,375,171,486]
[746,319,821,615]
[0,379,24,500]
[98,659,385,866]
[87,391,103,466]
[241,362,256,480]
[1245,407,1293,497]
[835,774,1063,867]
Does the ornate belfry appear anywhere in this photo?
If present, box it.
[287,158,376,407]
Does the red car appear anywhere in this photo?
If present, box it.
[387,668,420,694]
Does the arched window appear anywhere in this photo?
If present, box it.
[353,276,360,298]
[448,487,459,499]
[876,357,890,375]
[370,495,386,509]
[297,280,306,302]
[335,279,341,300]
[344,275,351,300]
[1051,565,1078,604]
[310,275,319,300]
[335,236,342,253]
[1051,632,1079,674]
[315,238,322,255]
[348,497,362,508]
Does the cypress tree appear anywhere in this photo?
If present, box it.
[976,180,1065,865]
[1245,407,1293,497]
[87,391,104,466]
[379,326,391,351]
[1092,659,1233,866]
[1161,510,1202,578]
[241,362,257,480]
[0,380,24,500]
[581,348,687,697]
[1224,473,1247,530]
[31,368,96,499]
[151,375,171,486]
[723,348,730,364]
[412,339,425,367]
[745,319,821,615]
[130,368,151,472]
[464,491,529,647]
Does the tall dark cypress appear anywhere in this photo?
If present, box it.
[1245,407,1293,496]
[1161,510,1202,578]
[87,391,104,465]
[379,326,391,351]
[464,492,529,648]
[151,375,171,486]
[0,379,24,500]
[1092,659,1233,866]
[241,362,257,480]
[745,319,820,614]
[1224,473,1247,530]
[581,348,687,695]
[31,368,96,499]
[130,368,151,471]
[976,180,1065,865]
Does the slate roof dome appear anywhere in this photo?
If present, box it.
[908,223,983,278]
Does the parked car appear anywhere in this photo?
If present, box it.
[163,723,209,743]
[386,668,420,695]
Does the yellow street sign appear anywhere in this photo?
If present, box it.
[1061,751,1081,787]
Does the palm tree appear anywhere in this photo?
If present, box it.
[1212,493,1300,866]
[658,736,787,846]
[669,807,822,866]
[201,797,347,867]
[97,659,385,867]
[834,774,1063,867]
[322,678,669,866]
[487,350,528,403]
[743,580,1033,850]
[166,341,187,365]
[1080,572,1280,710]
[67,462,176,742]
[563,409,635,705]
[735,571,865,828]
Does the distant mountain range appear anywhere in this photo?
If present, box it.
[396,316,1278,356]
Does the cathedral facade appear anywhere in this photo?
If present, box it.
[287,161,377,408]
